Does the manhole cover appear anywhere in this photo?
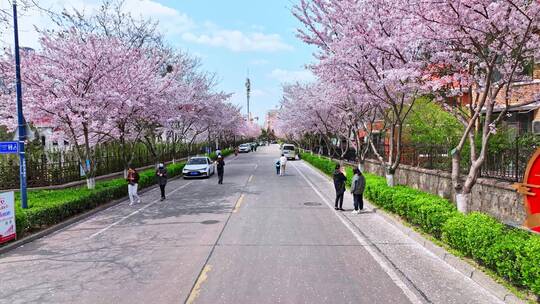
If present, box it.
[200,220,220,225]
[303,202,322,206]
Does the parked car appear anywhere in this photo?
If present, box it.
[281,144,297,160]
[183,156,215,178]
[239,143,251,153]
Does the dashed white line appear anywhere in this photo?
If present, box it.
[88,181,194,239]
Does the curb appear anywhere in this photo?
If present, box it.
[373,210,524,304]
[300,159,526,304]
[0,176,179,256]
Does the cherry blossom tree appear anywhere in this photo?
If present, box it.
[411,0,540,211]
[10,30,174,188]
[293,0,425,186]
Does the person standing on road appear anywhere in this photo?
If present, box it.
[216,155,225,184]
[275,159,281,175]
[279,154,287,176]
[350,168,366,214]
[333,164,346,211]
[156,163,168,201]
[127,167,141,206]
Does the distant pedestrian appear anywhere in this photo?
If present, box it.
[156,163,168,201]
[275,159,281,175]
[350,168,366,214]
[216,155,225,184]
[127,167,141,206]
[333,164,346,211]
[279,154,287,176]
[216,148,222,156]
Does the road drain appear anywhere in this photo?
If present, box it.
[303,202,322,206]
[200,220,220,225]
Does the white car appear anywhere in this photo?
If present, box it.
[281,144,297,160]
[183,156,215,178]
[238,143,251,153]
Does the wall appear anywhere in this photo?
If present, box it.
[360,159,526,225]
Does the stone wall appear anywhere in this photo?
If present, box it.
[360,159,526,225]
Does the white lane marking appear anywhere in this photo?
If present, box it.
[254,164,258,170]
[88,181,194,239]
[291,162,423,304]
[300,161,505,304]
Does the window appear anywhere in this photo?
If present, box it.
[187,158,207,165]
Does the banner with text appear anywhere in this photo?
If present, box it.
[0,192,16,244]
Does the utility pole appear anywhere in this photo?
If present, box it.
[12,0,28,209]
[245,72,251,121]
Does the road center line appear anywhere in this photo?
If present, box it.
[291,162,423,304]
[185,265,213,304]
[88,181,194,239]
[233,194,245,213]
[248,175,254,183]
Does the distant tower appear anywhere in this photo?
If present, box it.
[245,72,251,121]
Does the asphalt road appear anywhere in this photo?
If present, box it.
[0,145,504,304]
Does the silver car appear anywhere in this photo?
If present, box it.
[183,157,215,178]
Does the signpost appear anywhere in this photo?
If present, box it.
[12,0,28,209]
[0,192,16,244]
[0,141,18,154]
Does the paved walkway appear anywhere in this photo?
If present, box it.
[0,145,505,303]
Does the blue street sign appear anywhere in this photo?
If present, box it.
[0,142,18,154]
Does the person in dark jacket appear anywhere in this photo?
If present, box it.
[156,163,168,201]
[126,167,141,206]
[216,155,225,184]
[350,168,366,214]
[333,164,347,211]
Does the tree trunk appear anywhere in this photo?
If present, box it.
[358,160,365,173]
[455,192,470,213]
[86,177,96,189]
[385,172,395,187]
[451,150,466,212]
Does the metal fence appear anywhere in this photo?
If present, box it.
[314,139,535,183]
[0,143,206,190]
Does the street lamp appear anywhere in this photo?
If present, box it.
[12,0,28,209]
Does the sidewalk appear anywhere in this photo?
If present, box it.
[292,160,523,304]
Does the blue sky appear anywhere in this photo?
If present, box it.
[0,0,316,125]
[160,1,315,124]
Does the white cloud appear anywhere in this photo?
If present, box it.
[1,1,291,54]
[268,68,315,83]
[182,30,293,52]
[250,59,270,66]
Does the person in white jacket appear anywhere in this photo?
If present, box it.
[279,154,287,176]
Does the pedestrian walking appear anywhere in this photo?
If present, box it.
[279,154,287,176]
[275,159,281,175]
[156,163,168,201]
[333,164,346,211]
[350,168,366,214]
[126,167,141,206]
[216,148,222,156]
[216,155,225,184]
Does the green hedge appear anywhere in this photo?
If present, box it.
[13,162,186,238]
[300,152,540,296]
[207,148,234,160]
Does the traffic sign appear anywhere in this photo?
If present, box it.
[0,142,18,154]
